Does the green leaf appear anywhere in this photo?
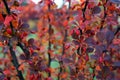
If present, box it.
[51,61,60,68]
[89,68,93,73]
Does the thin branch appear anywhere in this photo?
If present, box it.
[2,0,14,34]
[2,0,24,79]
[3,0,30,60]
[62,29,67,55]
[92,66,95,79]
[17,42,30,59]
[48,3,52,77]
[2,0,10,14]
[8,40,24,80]
[58,61,63,80]
[58,0,71,80]
[100,0,108,30]
[114,25,120,35]
[82,0,89,22]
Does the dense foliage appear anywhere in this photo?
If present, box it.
[0,0,120,80]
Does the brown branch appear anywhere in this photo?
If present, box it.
[17,42,30,59]
[114,25,120,35]
[82,0,89,22]
[48,3,52,77]
[8,40,24,80]
[58,0,71,80]
[100,0,108,30]
[2,0,14,34]
[2,0,24,79]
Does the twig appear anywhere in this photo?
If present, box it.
[2,0,14,34]
[82,0,89,22]
[8,40,24,80]
[58,0,71,80]
[17,42,30,59]
[100,0,108,30]
[114,26,120,35]
[48,3,52,77]
[2,0,24,79]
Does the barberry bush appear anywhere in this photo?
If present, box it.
[0,0,120,80]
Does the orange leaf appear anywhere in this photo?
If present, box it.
[85,15,91,20]
[80,0,85,2]
[85,26,92,30]
[63,20,68,27]
[12,20,18,29]
[48,68,55,73]
[95,65,101,71]
[0,42,3,47]
[18,64,24,71]
[10,66,16,70]
[61,72,68,79]
[108,5,116,11]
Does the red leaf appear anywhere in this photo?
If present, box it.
[3,69,11,76]
[75,29,80,35]
[45,77,53,80]
[65,43,70,49]
[6,28,12,35]
[4,15,13,26]
[30,74,35,80]
[99,57,104,63]
[0,14,4,22]
[113,39,120,44]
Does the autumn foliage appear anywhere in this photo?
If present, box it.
[0,0,120,80]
